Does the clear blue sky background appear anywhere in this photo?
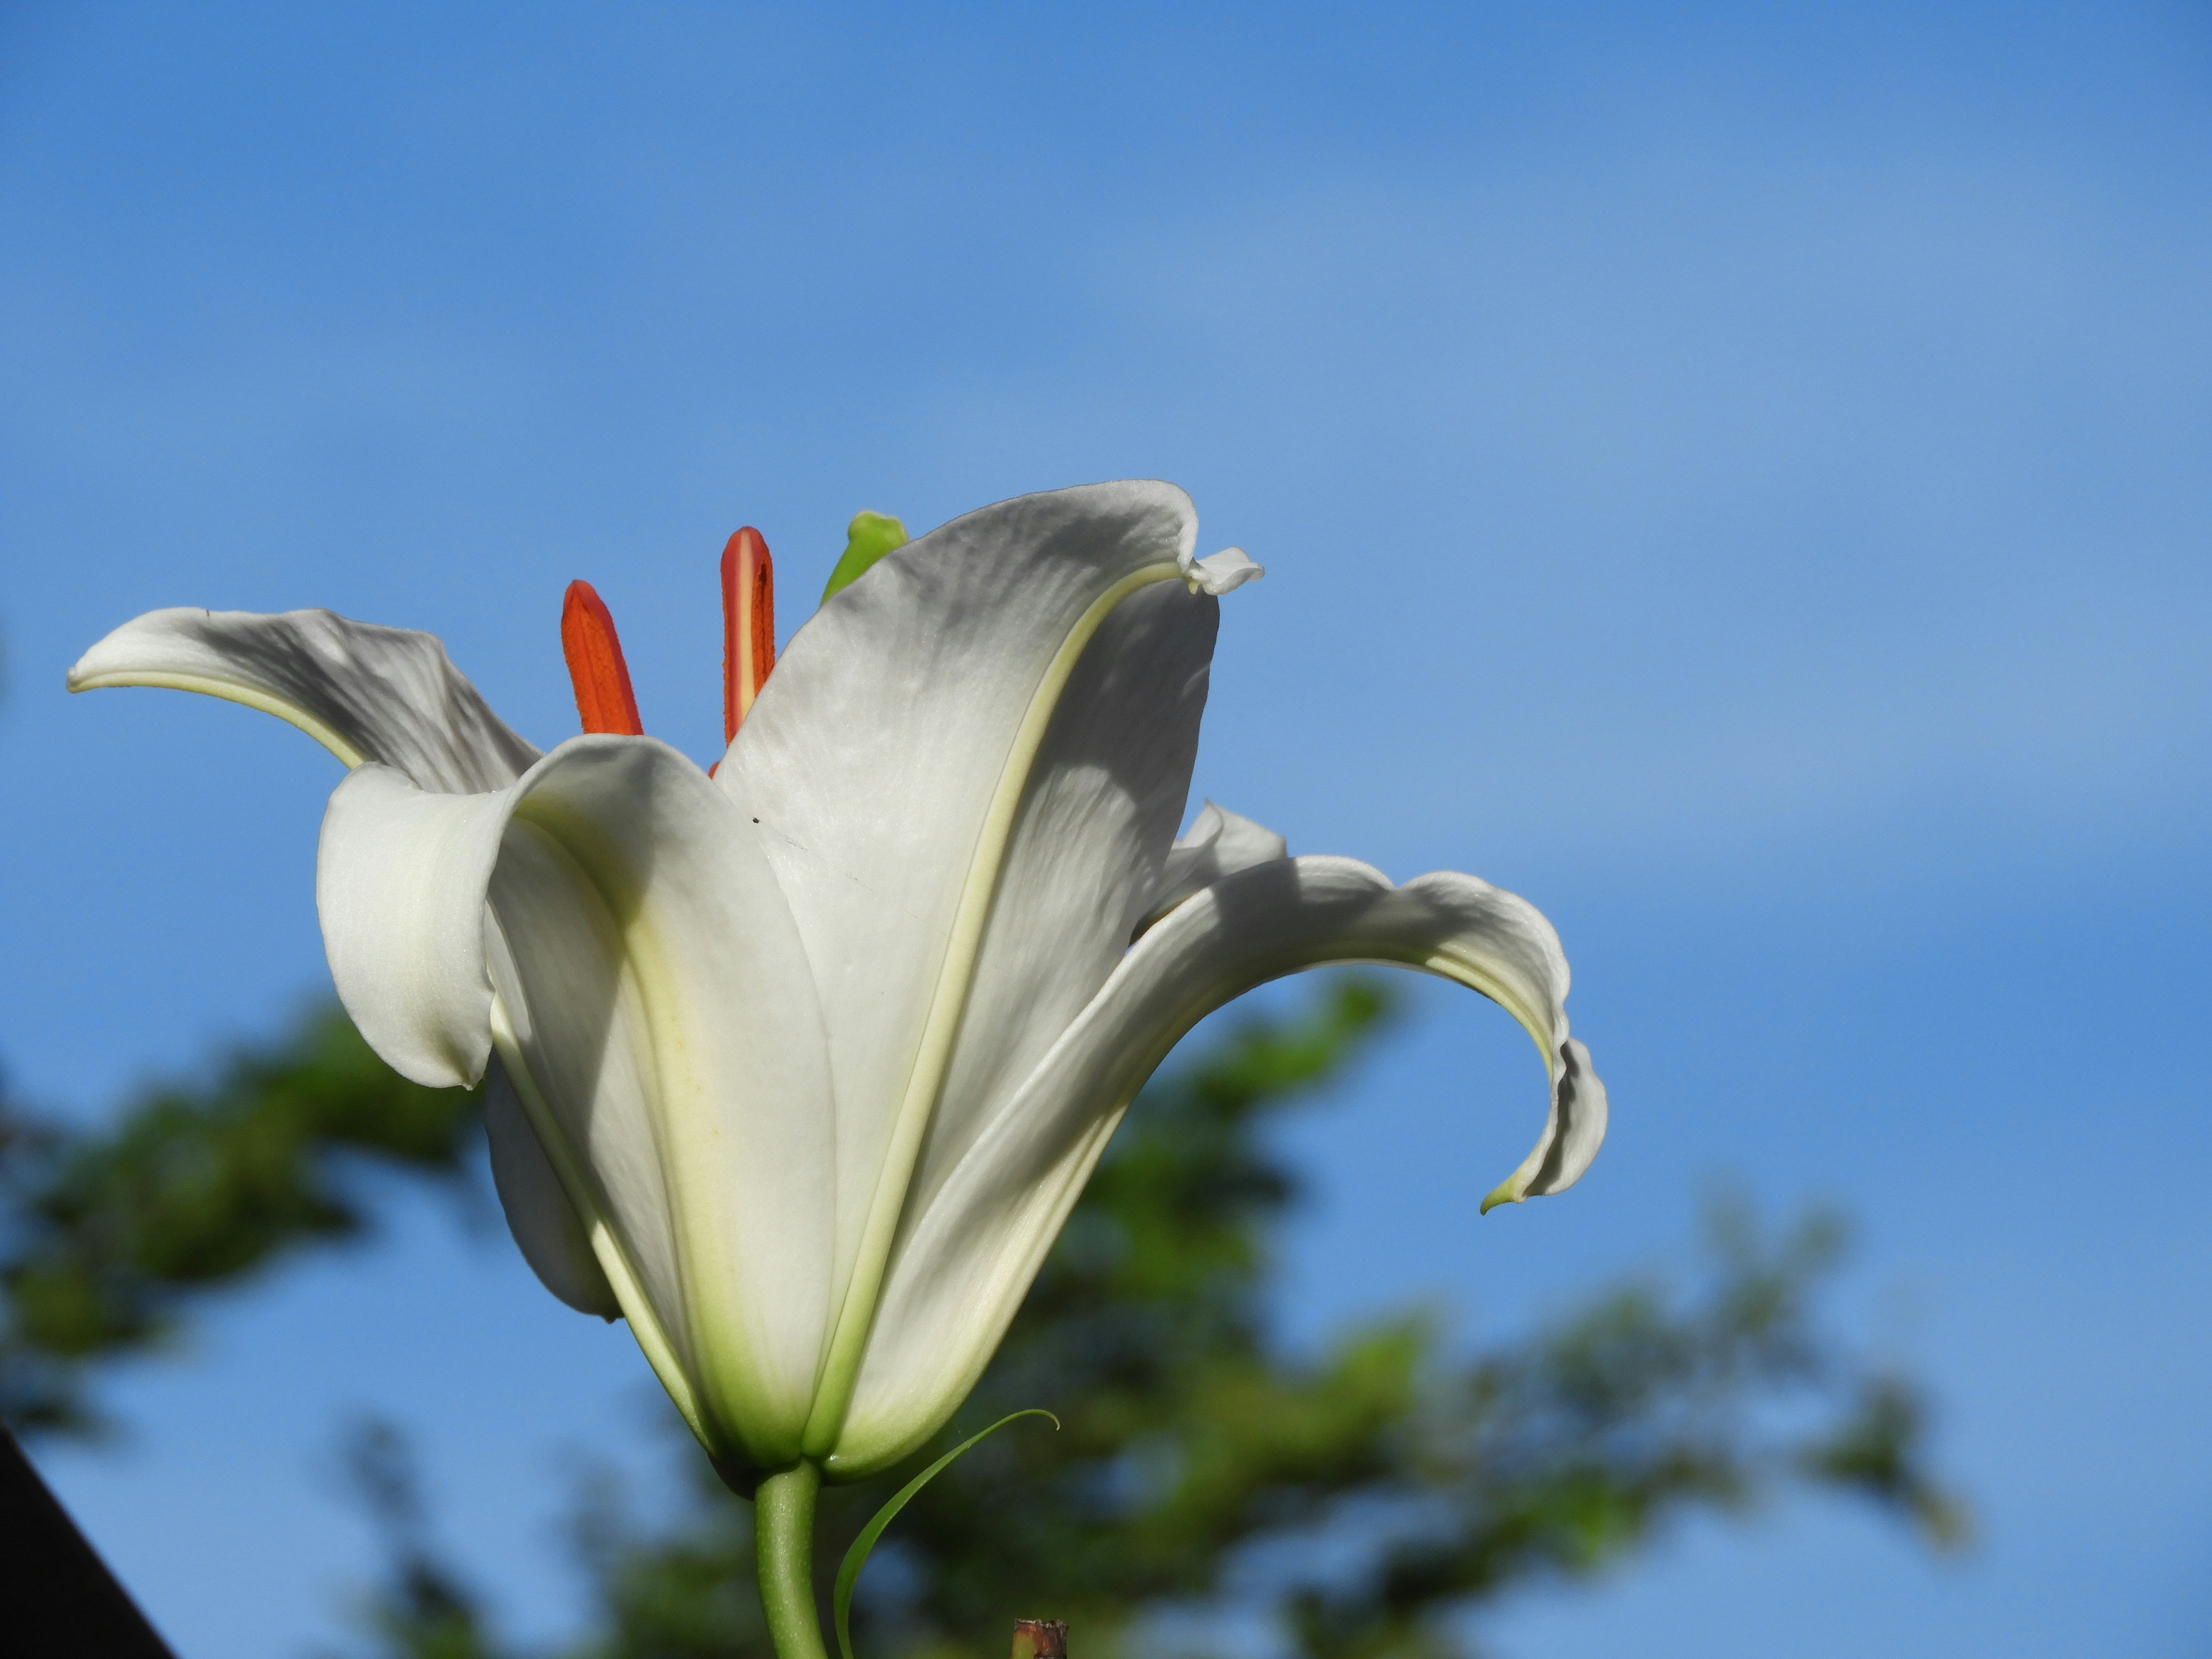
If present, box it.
[3,3,2209,1654]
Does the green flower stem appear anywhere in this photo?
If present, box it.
[756,1461,831,1659]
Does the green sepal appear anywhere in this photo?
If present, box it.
[831,1409,1056,1659]
[821,511,910,601]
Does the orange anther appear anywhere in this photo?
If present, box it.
[561,579,644,736]
[722,527,775,741]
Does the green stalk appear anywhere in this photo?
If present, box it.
[756,1462,831,1659]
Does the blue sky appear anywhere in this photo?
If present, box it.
[3,3,2209,1654]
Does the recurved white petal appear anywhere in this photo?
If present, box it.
[484,739,838,1471]
[69,607,539,791]
[319,736,838,1469]
[829,854,1603,1476]
[1138,801,1289,934]
[714,482,1218,1410]
[909,579,1219,1267]
[484,1058,621,1319]
[319,763,515,1089]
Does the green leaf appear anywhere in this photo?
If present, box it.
[821,511,910,601]
[832,1409,1056,1659]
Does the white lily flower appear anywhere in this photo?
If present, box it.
[68,480,1604,1489]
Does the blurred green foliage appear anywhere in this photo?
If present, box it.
[0,981,1960,1659]
[0,1008,482,1433]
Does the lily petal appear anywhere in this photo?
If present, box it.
[715,481,1218,1439]
[914,579,1219,1266]
[486,740,837,1468]
[830,854,1603,1475]
[484,1058,621,1318]
[1138,801,1289,934]
[323,737,837,1469]
[319,763,514,1088]
[68,607,539,791]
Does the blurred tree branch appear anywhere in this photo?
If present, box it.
[0,1010,483,1434]
[327,1417,495,1659]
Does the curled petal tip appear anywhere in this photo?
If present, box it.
[1179,546,1264,595]
[1479,1178,1523,1215]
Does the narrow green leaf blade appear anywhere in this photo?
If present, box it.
[832,1409,1057,1659]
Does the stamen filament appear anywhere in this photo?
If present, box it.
[561,579,645,736]
[722,527,776,741]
